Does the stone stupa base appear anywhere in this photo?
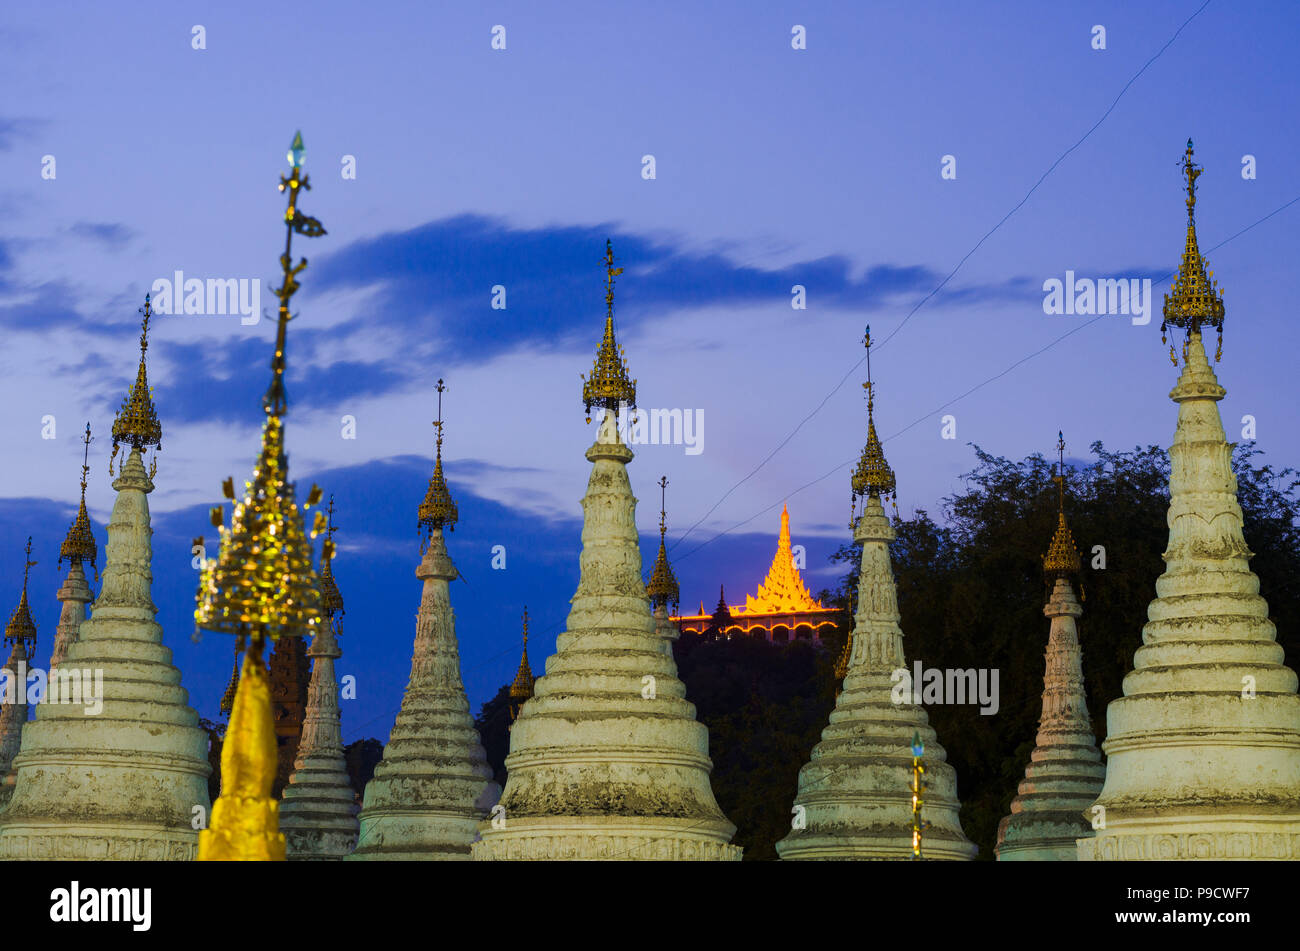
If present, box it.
[776,829,975,861]
[280,760,359,861]
[998,812,1096,861]
[471,816,741,861]
[0,821,196,861]
[777,774,977,862]
[283,825,359,862]
[350,809,483,861]
[1079,813,1300,861]
[0,734,208,862]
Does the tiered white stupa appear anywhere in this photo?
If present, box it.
[0,540,38,811]
[350,380,500,860]
[1080,142,1300,860]
[777,327,976,860]
[281,498,360,860]
[0,298,211,860]
[473,242,739,861]
[995,435,1105,860]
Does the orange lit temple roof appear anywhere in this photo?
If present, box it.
[738,504,824,614]
[672,505,834,637]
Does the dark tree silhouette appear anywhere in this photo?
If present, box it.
[474,684,514,789]
[344,738,385,803]
[198,717,225,804]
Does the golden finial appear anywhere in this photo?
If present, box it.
[508,607,535,723]
[318,494,345,625]
[196,131,327,647]
[581,239,637,423]
[1161,139,1225,365]
[194,415,325,642]
[196,133,329,862]
[1042,431,1082,579]
[59,422,99,581]
[264,131,326,417]
[3,537,38,649]
[646,475,680,609]
[418,378,459,542]
[109,295,163,478]
[851,325,896,506]
[834,633,853,685]
[219,642,241,716]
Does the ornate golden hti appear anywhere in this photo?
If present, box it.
[4,537,38,651]
[581,240,637,423]
[219,641,240,717]
[508,607,535,725]
[1042,431,1082,579]
[833,632,852,689]
[109,296,162,478]
[318,495,344,629]
[645,476,680,611]
[1161,139,1225,365]
[195,132,328,861]
[418,379,458,545]
[850,325,896,522]
[59,423,99,581]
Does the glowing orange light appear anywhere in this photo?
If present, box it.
[738,503,825,615]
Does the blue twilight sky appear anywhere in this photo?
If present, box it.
[1,0,1297,742]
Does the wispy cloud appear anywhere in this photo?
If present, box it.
[0,117,43,152]
[312,215,1036,364]
[69,221,135,247]
[0,279,93,330]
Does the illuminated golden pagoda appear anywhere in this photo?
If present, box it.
[778,326,975,860]
[746,506,824,613]
[508,607,535,724]
[195,131,329,862]
[50,424,98,672]
[0,538,38,808]
[1160,139,1225,366]
[673,504,838,643]
[996,433,1103,861]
